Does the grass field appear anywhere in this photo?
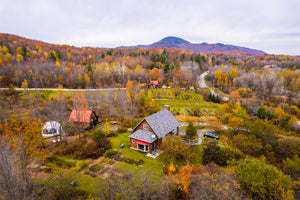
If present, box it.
[150,88,221,114]
[20,89,75,99]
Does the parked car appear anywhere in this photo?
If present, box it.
[204,132,219,140]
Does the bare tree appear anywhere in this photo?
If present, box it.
[0,137,37,200]
[44,99,67,143]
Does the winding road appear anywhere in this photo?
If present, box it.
[199,71,229,101]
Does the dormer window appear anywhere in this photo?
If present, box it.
[143,124,148,130]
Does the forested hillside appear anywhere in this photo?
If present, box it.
[1,33,300,89]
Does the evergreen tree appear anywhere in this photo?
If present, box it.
[49,51,56,61]
[21,44,28,60]
[55,49,62,59]
[186,121,197,139]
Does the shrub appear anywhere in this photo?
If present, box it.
[123,119,132,128]
[246,119,278,145]
[92,129,112,150]
[283,155,300,180]
[256,106,276,120]
[124,157,144,165]
[45,156,76,168]
[203,141,242,166]
[233,158,294,200]
[104,149,117,158]
[160,135,197,163]
[57,139,104,159]
[271,137,300,161]
[74,140,102,159]
[232,134,263,157]
[106,130,118,137]
[73,160,90,171]
[118,127,128,133]
[89,163,103,173]
[219,146,243,162]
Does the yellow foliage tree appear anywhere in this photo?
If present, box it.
[228,116,244,133]
[208,57,212,66]
[55,59,60,67]
[215,69,223,86]
[5,53,12,62]
[104,120,110,136]
[231,67,238,79]
[3,46,9,53]
[126,80,134,103]
[1,114,43,158]
[16,46,22,54]
[21,79,29,88]
[168,162,176,175]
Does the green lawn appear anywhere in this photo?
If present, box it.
[110,132,165,177]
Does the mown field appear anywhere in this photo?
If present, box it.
[150,88,221,114]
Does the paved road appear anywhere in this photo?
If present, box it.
[199,71,209,88]
[0,88,126,91]
[198,71,229,101]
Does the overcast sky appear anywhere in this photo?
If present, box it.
[1,0,300,55]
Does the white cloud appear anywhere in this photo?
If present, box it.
[1,0,300,55]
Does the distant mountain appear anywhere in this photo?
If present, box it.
[133,36,266,56]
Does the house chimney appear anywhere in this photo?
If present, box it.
[164,105,170,111]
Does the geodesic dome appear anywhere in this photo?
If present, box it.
[42,121,63,138]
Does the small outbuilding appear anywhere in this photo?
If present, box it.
[69,110,98,130]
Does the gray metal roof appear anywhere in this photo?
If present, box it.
[145,109,179,139]
[129,129,157,143]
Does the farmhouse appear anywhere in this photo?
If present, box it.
[69,110,98,129]
[139,80,159,88]
[129,105,179,153]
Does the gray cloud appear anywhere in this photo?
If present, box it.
[1,0,299,55]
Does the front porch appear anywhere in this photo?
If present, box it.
[146,149,160,158]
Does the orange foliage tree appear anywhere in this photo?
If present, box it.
[178,162,193,194]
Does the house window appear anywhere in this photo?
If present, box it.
[143,124,148,130]
[132,139,135,143]
[137,144,149,152]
